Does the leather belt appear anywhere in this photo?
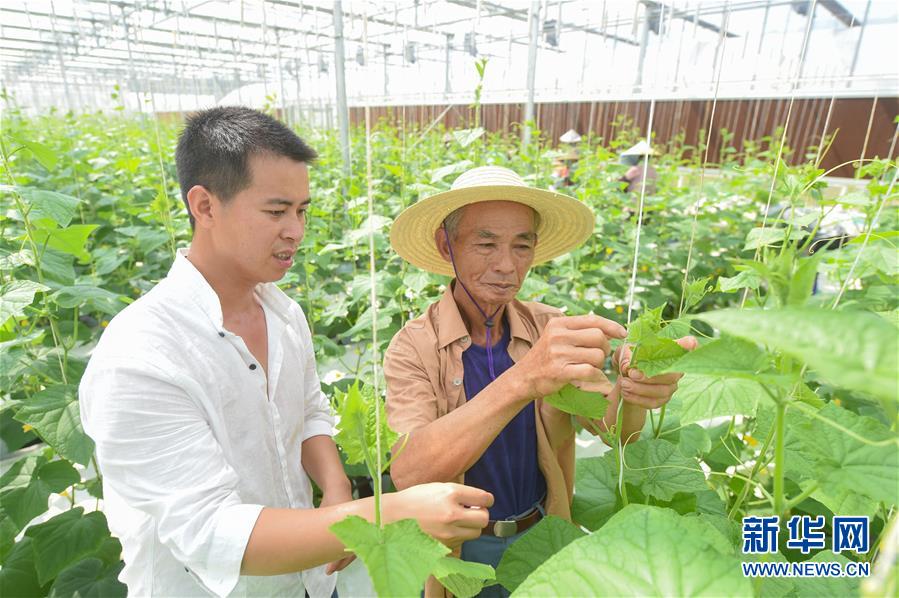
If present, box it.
[482,501,544,538]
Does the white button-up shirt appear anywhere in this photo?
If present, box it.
[80,250,337,597]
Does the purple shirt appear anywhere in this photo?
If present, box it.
[461,319,546,520]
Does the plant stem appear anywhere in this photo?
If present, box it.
[772,399,786,518]
[614,395,629,506]
[728,422,776,520]
[654,405,666,439]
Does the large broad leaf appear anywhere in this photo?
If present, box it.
[29,224,98,263]
[0,280,49,325]
[48,558,126,598]
[672,374,765,424]
[717,270,762,293]
[512,505,752,597]
[0,537,45,596]
[13,385,95,466]
[330,516,448,597]
[696,308,898,403]
[452,128,485,148]
[631,336,687,377]
[17,188,80,228]
[431,556,495,598]
[662,335,769,378]
[743,227,804,250]
[495,516,585,592]
[570,454,619,531]
[792,552,860,598]
[623,439,708,501]
[50,285,126,315]
[25,508,110,586]
[431,160,474,184]
[542,384,608,419]
[12,139,58,171]
[0,455,80,539]
[789,403,898,506]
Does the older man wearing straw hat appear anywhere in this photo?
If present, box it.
[384,166,695,596]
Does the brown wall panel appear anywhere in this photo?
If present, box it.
[349,97,898,176]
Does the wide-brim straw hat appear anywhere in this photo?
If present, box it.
[622,140,656,156]
[390,166,595,277]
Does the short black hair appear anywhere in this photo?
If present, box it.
[175,106,317,227]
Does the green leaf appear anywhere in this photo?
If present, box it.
[792,552,860,598]
[0,280,50,325]
[717,270,761,293]
[49,558,126,598]
[50,285,125,315]
[673,374,765,424]
[803,481,878,518]
[38,460,81,493]
[789,403,898,506]
[696,308,899,402]
[11,138,58,171]
[0,456,75,532]
[512,505,752,597]
[17,188,80,228]
[330,516,448,597]
[743,227,803,250]
[678,424,712,457]
[25,508,109,586]
[452,128,485,148]
[0,537,45,596]
[495,516,585,592]
[630,336,687,377]
[626,305,664,344]
[29,224,98,263]
[623,439,708,501]
[543,384,608,419]
[787,254,820,306]
[570,454,619,530]
[432,556,496,598]
[683,277,710,312]
[333,382,399,475]
[660,335,779,382]
[431,160,474,184]
[14,385,95,466]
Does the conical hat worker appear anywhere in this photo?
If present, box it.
[384,165,696,596]
[620,140,658,194]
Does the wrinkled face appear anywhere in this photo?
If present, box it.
[437,201,538,306]
[210,154,310,284]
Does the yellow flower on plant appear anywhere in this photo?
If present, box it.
[101,320,109,328]
[22,424,33,433]
[615,306,624,314]
[833,399,842,407]
[744,434,759,447]
[605,247,614,255]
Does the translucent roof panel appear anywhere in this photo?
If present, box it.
[1,0,896,115]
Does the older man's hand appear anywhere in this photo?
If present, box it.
[614,336,698,409]
[519,315,627,401]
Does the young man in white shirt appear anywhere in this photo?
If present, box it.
[79,107,492,597]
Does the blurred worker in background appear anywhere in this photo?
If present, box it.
[550,128,581,189]
[620,140,658,195]
[79,107,492,598]
[385,165,696,597]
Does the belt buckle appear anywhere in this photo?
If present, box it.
[493,519,517,538]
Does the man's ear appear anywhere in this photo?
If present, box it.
[186,185,216,229]
[434,227,452,262]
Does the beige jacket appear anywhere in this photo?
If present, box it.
[384,285,610,596]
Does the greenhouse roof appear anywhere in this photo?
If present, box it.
[1,0,897,114]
